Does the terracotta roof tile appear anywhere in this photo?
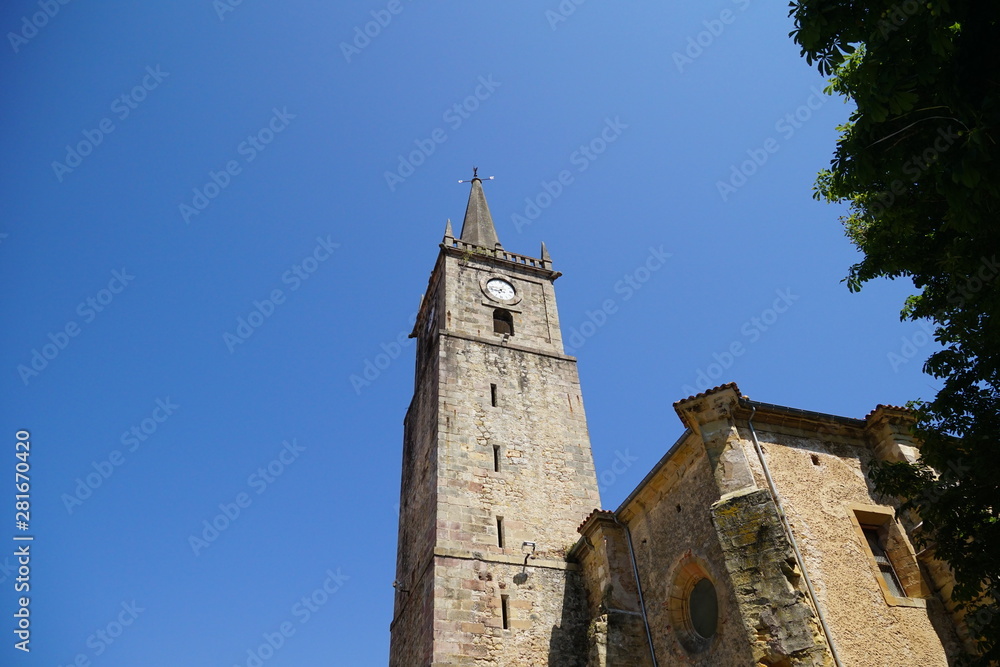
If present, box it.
[672,381,742,408]
[864,404,915,420]
[577,509,616,533]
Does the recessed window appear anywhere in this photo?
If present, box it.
[688,578,719,639]
[849,504,929,606]
[496,516,505,548]
[500,595,510,629]
[669,557,718,653]
[493,445,501,472]
[490,383,498,407]
[862,525,906,598]
[424,305,436,337]
[493,309,513,335]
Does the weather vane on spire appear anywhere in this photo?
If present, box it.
[458,166,494,184]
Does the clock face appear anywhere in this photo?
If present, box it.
[486,278,515,301]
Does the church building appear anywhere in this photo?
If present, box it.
[388,175,966,666]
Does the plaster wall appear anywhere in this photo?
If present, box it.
[751,424,962,665]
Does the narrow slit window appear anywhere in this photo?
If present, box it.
[490,383,498,407]
[493,445,501,472]
[862,525,906,598]
[496,516,505,548]
[493,309,513,335]
[501,595,510,629]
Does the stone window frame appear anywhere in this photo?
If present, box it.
[847,503,929,608]
[667,554,720,654]
[492,308,514,336]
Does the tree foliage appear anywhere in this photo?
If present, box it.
[789,1,1000,662]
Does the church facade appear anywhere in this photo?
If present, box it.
[388,177,966,666]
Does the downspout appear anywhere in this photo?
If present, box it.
[746,404,844,667]
[613,515,658,667]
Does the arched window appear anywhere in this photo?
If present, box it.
[669,556,719,653]
[493,309,513,335]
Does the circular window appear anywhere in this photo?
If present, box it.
[668,557,719,653]
[688,578,718,638]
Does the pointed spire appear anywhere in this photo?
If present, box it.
[459,169,501,249]
[444,218,454,241]
[540,241,552,270]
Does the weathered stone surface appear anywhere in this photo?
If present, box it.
[428,556,588,666]
[584,612,649,667]
[711,488,833,666]
[756,421,964,665]
[675,386,756,496]
[392,191,964,666]
[391,237,600,665]
[617,436,758,666]
[575,514,652,667]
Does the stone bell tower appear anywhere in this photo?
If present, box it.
[389,173,601,666]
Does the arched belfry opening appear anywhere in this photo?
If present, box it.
[493,309,513,335]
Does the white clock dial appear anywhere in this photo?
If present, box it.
[486,279,515,300]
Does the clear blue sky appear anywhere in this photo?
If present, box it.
[2,2,935,665]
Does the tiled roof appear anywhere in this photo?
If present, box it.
[864,404,915,420]
[576,509,616,533]
[672,381,742,407]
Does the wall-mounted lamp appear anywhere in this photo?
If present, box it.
[512,542,537,584]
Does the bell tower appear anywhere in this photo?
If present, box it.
[389,173,601,666]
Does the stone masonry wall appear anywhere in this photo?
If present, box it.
[436,334,599,559]
[574,514,653,667]
[425,250,600,664]
[751,424,963,665]
[389,289,442,667]
[431,555,589,666]
[711,487,833,666]
[391,559,435,667]
[427,331,600,664]
[625,438,759,666]
[443,252,565,355]
[436,251,599,559]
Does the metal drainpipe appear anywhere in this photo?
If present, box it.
[746,405,844,667]
[613,514,658,667]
